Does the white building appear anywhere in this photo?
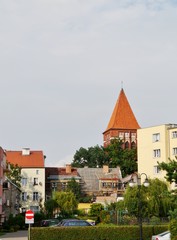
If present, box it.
[6,148,45,212]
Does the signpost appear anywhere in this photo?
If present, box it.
[25,210,34,240]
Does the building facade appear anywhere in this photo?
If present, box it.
[3,177,21,218]
[6,148,45,213]
[0,147,7,224]
[103,88,140,149]
[138,124,177,189]
[45,164,80,200]
[46,164,124,199]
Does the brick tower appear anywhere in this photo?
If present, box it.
[103,88,140,149]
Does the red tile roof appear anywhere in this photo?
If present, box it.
[6,150,45,168]
[105,88,140,131]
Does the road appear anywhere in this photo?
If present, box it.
[0,230,28,240]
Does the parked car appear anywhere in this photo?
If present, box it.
[41,219,60,227]
[57,219,92,227]
[151,231,170,240]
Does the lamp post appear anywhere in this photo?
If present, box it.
[129,173,149,240]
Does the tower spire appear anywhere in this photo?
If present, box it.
[103,88,140,148]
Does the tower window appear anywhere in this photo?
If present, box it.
[125,141,129,149]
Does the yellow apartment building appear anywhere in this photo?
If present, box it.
[137,124,177,189]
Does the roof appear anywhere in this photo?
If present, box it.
[46,167,78,178]
[77,167,122,192]
[6,150,45,168]
[104,88,140,132]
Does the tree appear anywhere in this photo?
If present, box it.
[105,139,137,177]
[6,162,21,188]
[146,178,173,217]
[124,178,173,218]
[71,140,137,177]
[158,157,177,184]
[71,145,109,168]
[66,178,81,201]
[44,198,58,218]
[53,191,78,216]
[89,203,104,216]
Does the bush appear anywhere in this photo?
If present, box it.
[169,219,177,240]
[31,225,169,240]
[149,216,161,225]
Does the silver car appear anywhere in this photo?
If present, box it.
[151,231,170,240]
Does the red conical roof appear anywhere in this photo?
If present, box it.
[105,88,140,131]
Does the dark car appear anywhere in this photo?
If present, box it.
[58,219,92,227]
[41,219,60,227]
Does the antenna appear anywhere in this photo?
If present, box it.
[121,81,123,89]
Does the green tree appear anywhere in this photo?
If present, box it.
[105,139,137,177]
[44,198,58,218]
[124,184,148,218]
[124,178,173,218]
[89,203,104,216]
[158,157,177,184]
[71,140,137,177]
[146,178,173,217]
[6,162,21,188]
[53,191,78,216]
[66,178,81,201]
[71,145,109,168]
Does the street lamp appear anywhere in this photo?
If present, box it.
[129,173,149,240]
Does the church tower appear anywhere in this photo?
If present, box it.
[103,88,140,149]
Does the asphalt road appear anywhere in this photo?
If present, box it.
[0,230,28,240]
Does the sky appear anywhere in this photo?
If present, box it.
[0,0,177,167]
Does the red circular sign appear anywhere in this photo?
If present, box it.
[25,210,34,219]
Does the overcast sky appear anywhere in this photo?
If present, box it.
[0,0,177,167]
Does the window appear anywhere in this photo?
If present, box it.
[173,148,177,155]
[153,149,161,158]
[154,166,161,174]
[36,170,39,175]
[131,133,136,141]
[30,206,39,213]
[34,178,38,185]
[125,132,129,140]
[172,131,177,138]
[125,141,129,149]
[153,133,160,142]
[119,132,124,140]
[22,208,26,213]
[21,178,27,186]
[33,192,39,201]
[52,182,57,188]
[131,141,136,149]
[22,192,27,201]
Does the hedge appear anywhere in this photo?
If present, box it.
[30,225,169,240]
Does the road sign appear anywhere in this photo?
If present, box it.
[25,210,34,224]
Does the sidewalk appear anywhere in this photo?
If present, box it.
[0,230,28,240]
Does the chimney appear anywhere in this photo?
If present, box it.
[66,164,72,174]
[103,165,109,174]
[22,148,30,156]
